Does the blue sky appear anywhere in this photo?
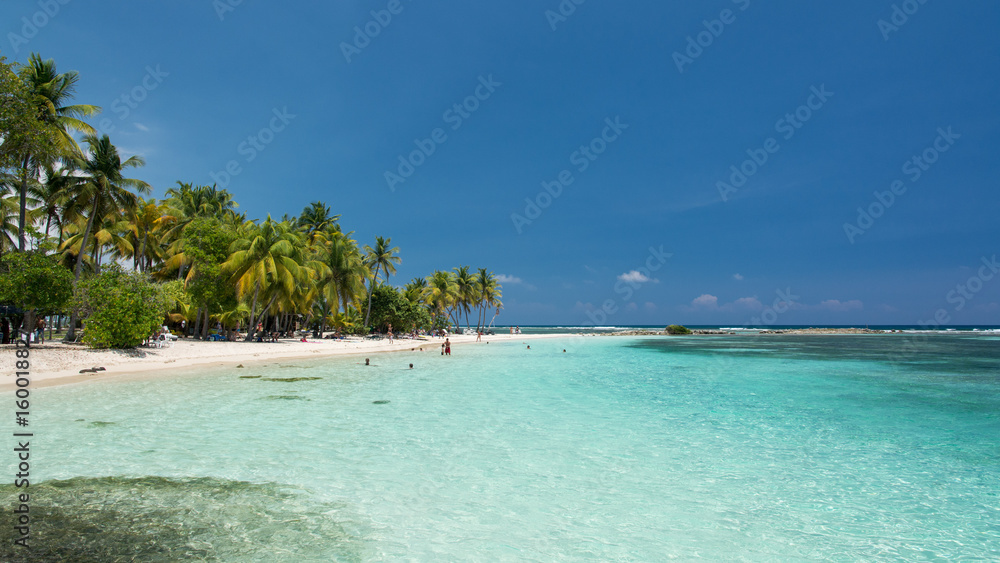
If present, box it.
[3,0,999,326]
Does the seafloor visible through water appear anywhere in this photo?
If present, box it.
[3,334,998,561]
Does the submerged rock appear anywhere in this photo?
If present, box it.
[260,377,323,383]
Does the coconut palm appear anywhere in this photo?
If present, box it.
[63,135,148,341]
[15,54,99,251]
[362,236,401,326]
[30,162,81,248]
[475,268,503,330]
[297,201,340,245]
[404,277,428,306]
[423,270,458,328]
[318,230,368,333]
[0,185,20,254]
[222,217,306,341]
[65,135,149,280]
[60,211,133,274]
[159,182,238,278]
[127,197,174,272]
[453,265,477,331]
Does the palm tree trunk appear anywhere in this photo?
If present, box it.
[363,269,380,326]
[138,229,148,272]
[192,307,203,339]
[245,281,261,342]
[18,156,30,252]
[201,308,211,340]
[44,214,53,247]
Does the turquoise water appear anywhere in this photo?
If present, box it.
[4,335,1000,560]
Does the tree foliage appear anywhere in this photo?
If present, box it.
[0,56,57,172]
[183,217,238,320]
[0,251,73,314]
[73,264,169,348]
[367,285,431,333]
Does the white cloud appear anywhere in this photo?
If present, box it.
[733,273,744,281]
[626,302,638,311]
[496,274,522,284]
[134,122,150,132]
[690,294,762,312]
[691,294,719,308]
[617,270,658,284]
[817,299,864,312]
[733,296,763,311]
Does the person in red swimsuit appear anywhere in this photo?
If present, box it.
[444,338,451,356]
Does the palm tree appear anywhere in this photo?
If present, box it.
[66,135,149,280]
[475,268,503,330]
[127,197,173,272]
[404,277,428,306]
[63,135,148,341]
[423,270,458,328]
[453,265,477,331]
[0,184,20,254]
[297,201,340,245]
[30,162,81,248]
[16,54,100,251]
[60,211,133,274]
[160,182,237,278]
[223,217,306,341]
[362,236,401,326]
[318,230,368,333]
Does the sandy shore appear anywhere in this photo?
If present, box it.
[1,333,563,391]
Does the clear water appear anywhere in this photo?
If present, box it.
[4,335,999,561]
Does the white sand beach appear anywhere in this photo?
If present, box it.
[0,333,564,391]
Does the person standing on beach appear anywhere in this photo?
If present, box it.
[445,338,451,356]
[36,317,45,344]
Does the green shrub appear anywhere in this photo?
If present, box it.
[666,324,692,335]
[73,265,170,348]
[0,251,73,315]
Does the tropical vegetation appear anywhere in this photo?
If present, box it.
[0,54,504,347]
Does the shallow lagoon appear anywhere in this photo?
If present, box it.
[4,335,999,560]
